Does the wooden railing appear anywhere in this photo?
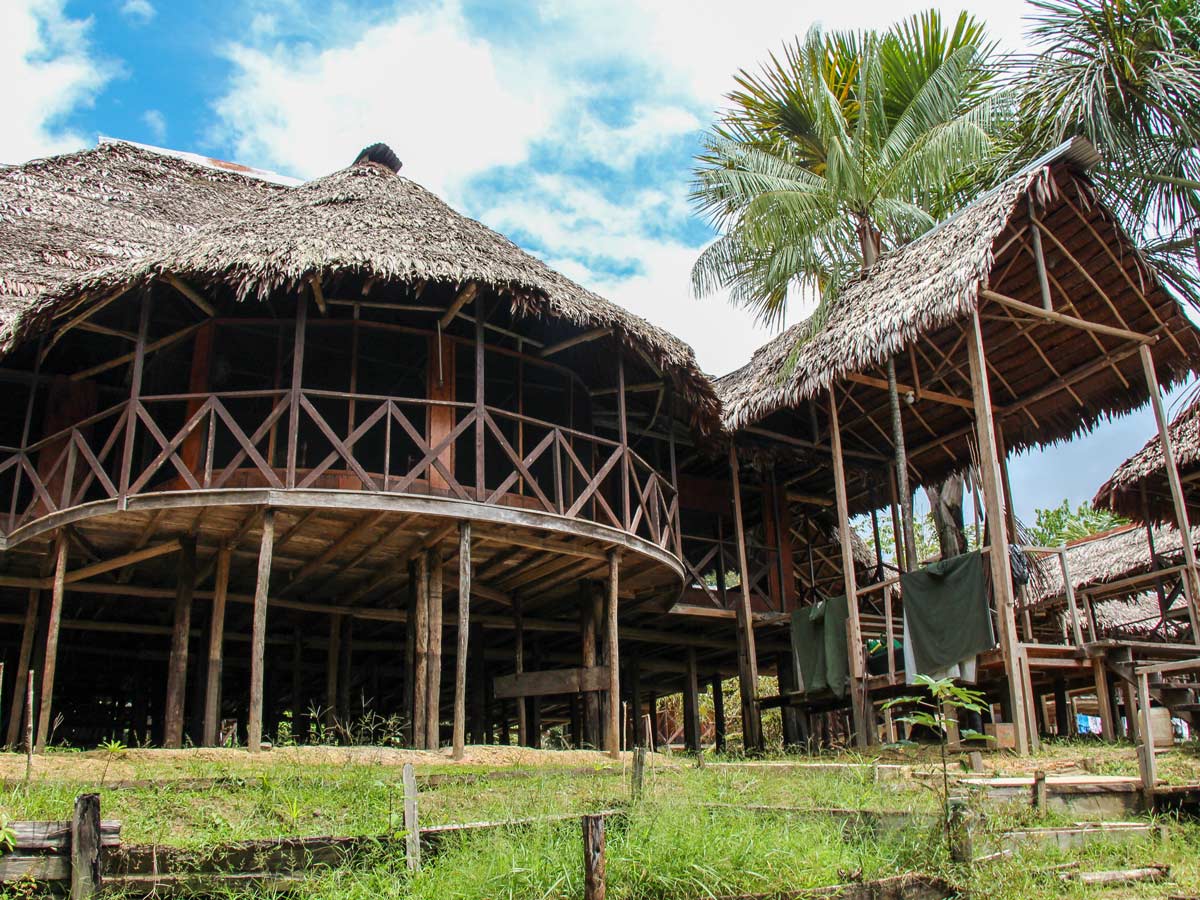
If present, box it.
[0,390,680,556]
[679,532,775,611]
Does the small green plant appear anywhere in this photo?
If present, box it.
[97,738,128,788]
[883,673,992,853]
[0,815,16,853]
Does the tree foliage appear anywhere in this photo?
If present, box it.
[1026,498,1128,546]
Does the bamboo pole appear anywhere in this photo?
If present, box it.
[202,545,232,746]
[247,510,275,752]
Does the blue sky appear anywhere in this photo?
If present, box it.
[3,0,1193,523]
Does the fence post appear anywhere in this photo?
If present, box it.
[947,796,972,864]
[24,669,34,783]
[403,763,420,871]
[1032,770,1048,810]
[582,814,606,900]
[71,793,101,898]
[631,747,645,801]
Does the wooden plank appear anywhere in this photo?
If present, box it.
[10,820,120,852]
[492,667,610,700]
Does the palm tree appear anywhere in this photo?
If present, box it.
[1010,0,1200,302]
[692,11,997,563]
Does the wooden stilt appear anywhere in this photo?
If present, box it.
[1093,659,1116,741]
[683,649,701,753]
[728,443,762,753]
[247,510,275,752]
[967,310,1031,756]
[34,534,67,753]
[886,358,917,570]
[325,614,342,727]
[163,538,196,748]
[403,560,417,747]
[338,617,353,720]
[1140,345,1200,641]
[604,550,620,759]
[452,522,471,760]
[828,388,869,748]
[425,548,443,751]
[711,674,726,754]
[647,692,659,751]
[290,626,304,738]
[514,595,527,746]
[580,585,599,747]
[629,660,643,749]
[412,553,429,749]
[202,545,231,746]
[5,590,39,747]
[777,653,801,748]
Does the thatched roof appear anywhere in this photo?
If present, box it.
[1093,392,1200,523]
[716,140,1200,505]
[0,139,283,345]
[0,140,720,432]
[1028,523,1200,606]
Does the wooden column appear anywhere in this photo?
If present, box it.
[711,674,726,754]
[647,691,659,751]
[285,298,307,489]
[966,310,1030,755]
[164,538,196,748]
[603,551,621,758]
[338,618,353,719]
[617,340,630,530]
[325,614,342,726]
[118,292,151,508]
[886,359,917,570]
[475,299,486,495]
[1140,345,1200,641]
[180,321,214,475]
[683,648,701,753]
[452,521,471,759]
[5,590,39,747]
[1092,659,1116,741]
[412,553,429,749]
[425,548,444,750]
[247,510,275,752]
[777,653,802,748]
[513,595,528,746]
[202,545,232,746]
[34,533,67,752]
[629,660,643,750]
[427,332,457,492]
[828,387,869,748]
[580,585,600,747]
[403,561,417,746]
[728,443,762,753]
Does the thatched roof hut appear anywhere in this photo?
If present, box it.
[716,139,1200,512]
[0,139,720,433]
[1093,393,1200,524]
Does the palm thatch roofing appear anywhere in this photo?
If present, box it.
[1028,522,1200,606]
[0,139,720,432]
[1093,392,1200,524]
[716,139,1200,513]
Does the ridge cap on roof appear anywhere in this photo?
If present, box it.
[97,136,303,187]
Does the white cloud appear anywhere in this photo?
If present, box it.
[0,0,112,165]
[119,0,155,25]
[212,1,569,193]
[141,108,167,142]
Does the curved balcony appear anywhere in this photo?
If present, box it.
[0,387,682,567]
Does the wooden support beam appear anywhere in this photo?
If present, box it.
[493,666,610,699]
[308,276,327,316]
[202,545,231,746]
[325,614,342,725]
[683,648,700,753]
[246,510,275,752]
[513,595,527,745]
[452,522,471,759]
[438,282,478,328]
[163,538,196,748]
[4,590,40,747]
[845,372,973,409]
[165,274,216,317]
[967,310,1031,755]
[728,443,762,754]
[711,674,726,754]
[540,327,612,358]
[35,534,68,753]
[980,290,1154,345]
[1092,659,1116,742]
[64,539,182,585]
[604,551,620,759]
[72,320,205,383]
[425,548,443,751]
[412,553,429,749]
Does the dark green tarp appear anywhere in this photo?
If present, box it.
[899,550,995,674]
[790,594,850,698]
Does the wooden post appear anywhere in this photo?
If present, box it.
[580,585,600,747]
[728,443,762,753]
[286,296,307,489]
[1061,549,1084,648]
[1122,681,1140,741]
[325,614,342,726]
[35,533,67,753]
[412,553,429,750]
[1093,659,1116,741]
[604,550,620,759]
[24,669,34,778]
[616,341,630,530]
[426,548,443,751]
[453,522,471,760]
[683,648,701,753]
[1140,344,1200,641]
[967,310,1031,755]
[629,660,643,750]
[290,626,304,738]
[582,814,606,900]
[711,674,726,754]
[338,617,353,720]
[475,298,486,495]
[828,388,869,748]
[70,793,102,899]
[1136,671,1157,790]
[247,509,275,752]
[5,589,39,747]
[404,561,417,747]
[163,538,196,748]
[632,746,646,800]
[514,595,528,746]
[202,545,231,746]
[403,762,420,871]
[118,292,151,508]
[885,359,917,571]
[647,692,659,751]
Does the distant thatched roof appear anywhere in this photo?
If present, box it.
[716,140,1200,484]
[0,140,720,432]
[1028,523,1200,606]
[1093,393,1200,523]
